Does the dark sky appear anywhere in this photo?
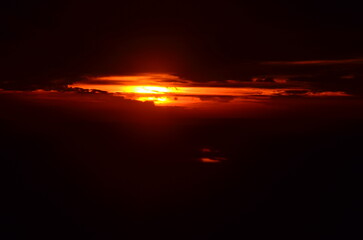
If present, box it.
[1,0,363,87]
[2,3,363,237]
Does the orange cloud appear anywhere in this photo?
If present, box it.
[69,73,352,106]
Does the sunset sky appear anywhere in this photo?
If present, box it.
[2,0,363,108]
[2,1,362,239]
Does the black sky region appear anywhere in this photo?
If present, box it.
[1,0,363,88]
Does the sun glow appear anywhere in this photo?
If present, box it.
[121,86,179,94]
[69,74,352,106]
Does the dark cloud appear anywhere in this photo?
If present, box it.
[198,96,236,102]
[262,58,363,65]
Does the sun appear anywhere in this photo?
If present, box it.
[121,86,178,94]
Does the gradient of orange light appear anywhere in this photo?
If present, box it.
[178,87,284,96]
[70,74,350,106]
[71,83,288,97]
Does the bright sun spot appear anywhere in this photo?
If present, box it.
[121,86,178,94]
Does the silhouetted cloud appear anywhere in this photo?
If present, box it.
[262,58,363,65]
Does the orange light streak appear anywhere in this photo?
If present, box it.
[70,74,351,106]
